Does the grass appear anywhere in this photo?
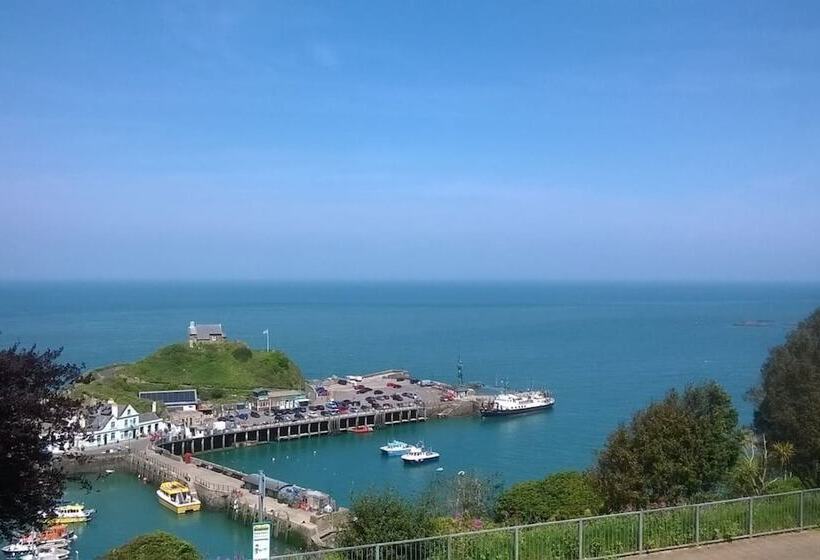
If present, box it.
[72,342,304,410]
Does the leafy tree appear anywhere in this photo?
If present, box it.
[751,308,820,484]
[496,471,603,523]
[595,381,742,510]
[101,532,201,560]
[420,472,502,522]
[338,490,435,547]
[0,344,81,539]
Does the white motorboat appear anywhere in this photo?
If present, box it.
[2,542,35,557]
[401,444,440,464]
[379,440,413,456]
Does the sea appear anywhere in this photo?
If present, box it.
[1,281,819,559]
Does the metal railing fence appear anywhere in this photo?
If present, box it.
[270,488,820,560]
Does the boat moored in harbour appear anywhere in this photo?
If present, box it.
[379,440,412,456]
[480,390,555,417]
[156,481,201,514]
[401,444,440,464]
[349,425,374,434]
[48,504,94,525]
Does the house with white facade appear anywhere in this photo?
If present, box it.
[81,401,165,447]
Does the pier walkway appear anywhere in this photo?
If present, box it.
[127,444,341,547]
[656,529,820,559]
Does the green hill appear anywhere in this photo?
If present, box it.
[73,342,304,411]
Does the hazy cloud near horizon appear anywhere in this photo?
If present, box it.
[1,1,819,281]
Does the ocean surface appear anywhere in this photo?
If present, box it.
[2,281,819,558]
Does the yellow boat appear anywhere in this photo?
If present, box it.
[156,481,201,514]
[49,503,95,524]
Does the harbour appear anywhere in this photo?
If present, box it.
[2,282,819,557]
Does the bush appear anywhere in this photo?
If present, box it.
[596,381,741,510]
[101,532,201,560]
[496,471,603,523]
[232,346,253,362]
[338,491,436,547]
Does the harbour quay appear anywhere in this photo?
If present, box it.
[155,404,427,456]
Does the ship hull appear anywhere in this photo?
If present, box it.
[480,402,554,417]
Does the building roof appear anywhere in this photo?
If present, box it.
[139,389,198,406]
[138,411,160,423]
[190,323,224,340]
[265,389,307,398]
[90,414,112,431]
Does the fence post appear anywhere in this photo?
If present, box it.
[695,504,700,544]
[375,543,380,560]
[638,511,644,552]
[578,519,584,560]
[514,526,520,560]
[748,497,754,536]
[799,491,805,530]
[447,535,453,560]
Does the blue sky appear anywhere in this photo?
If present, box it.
[1,1,819,281]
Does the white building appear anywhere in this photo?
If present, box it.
[81,401,164,447]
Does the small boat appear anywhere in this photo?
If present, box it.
[49,503,95,524]
[379,440,413,456]
[401,444,440,464]
[39,525,75,545]
[157,481,201,514]
[33,544,70,560]
[2,542,35,558]
[349,425,373,434]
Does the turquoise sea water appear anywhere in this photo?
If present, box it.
[2,282,819,558]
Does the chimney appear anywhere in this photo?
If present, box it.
[152,401,157,413]
[110,401,119,418]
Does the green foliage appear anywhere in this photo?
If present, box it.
[338,490,436,547]
[421,473,502,521]
[595,381,742,510]
[101,531,201,560]
[752,308,820,485]
[496,471,603,523]
[0,345,81,539]
[73,342,304,407]
[232,345,253,362]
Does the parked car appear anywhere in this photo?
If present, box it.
[387,382,402,389]
[374,390,383,395]
[392,394,403,401]
[238,413,249,420]
[250,411,260,418]
[337,379,348,385]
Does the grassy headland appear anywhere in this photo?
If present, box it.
[73,342,304,411]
